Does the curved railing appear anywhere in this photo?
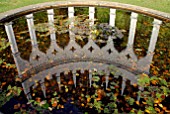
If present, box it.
[0,1,170,23]
[0,1,170,100]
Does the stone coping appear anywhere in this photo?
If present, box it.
[0,1,170,23]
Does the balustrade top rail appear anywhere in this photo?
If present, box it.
[0,1,170,23]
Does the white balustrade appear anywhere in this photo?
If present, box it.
[137,18,162,73]
[40,80,46,98]
[89,72,92,87]
[22,83,32,100]
[5,22,19,53]
[109,9,116,27]
[56,73,61,91]
[128,12,138,46]
[68,7,74,29]
[137,86,144,101]
[121,78,126,95]
[26,14,37,47]
[89,7,95,26]
[148,19,162,53]
[105,75,109,89]
[47,9,56,41]
[73,70,77,87]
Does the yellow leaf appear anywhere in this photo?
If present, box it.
[142,101,147,104]
[158,104,163,108]
[81,103,84,107]
[133,83,138,87]
[72,90,76,93]
[142,73,148,77]
[61,105,64,108]
[48,107,53,111]
[6,92,12,97]
[96,97,101,101]
[70,101,74,104]
[145,109,151,114]
[136,101,140,105]
[154,99,160,104]
[87,98,91,102]
[65,88,68,92]
[151,80,158,85]
[82,88,85,91]
[106,88,111,91]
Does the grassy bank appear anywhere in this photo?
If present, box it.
[0,0,170,13]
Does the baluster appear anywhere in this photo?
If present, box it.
[26,14,37,47]
[56,73,61,91]
[5,22,25,77]
[105,74,109,89]
[5,22,19,53]
[137,87,144,101]
[137,19,162,73]
[109,9,116,27]
[22,83,32,100]
[40,80,46,98]
[47,9,65,60]
[127,12,138,46]
[89,7,95,26]
[47,9,56,41]
[148,19,162,53]
[119,12,138,68]
[47,9,54,23]
[89,70,92,87]
[68,6,75,41]
[68,7,74,29]
[104,71,110,89]
[72,70,77,87]
[121,78,126,95]
[27,94,32,101]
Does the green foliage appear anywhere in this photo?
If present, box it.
[0,38,10,65]
[86,72,119,113]
[137,73,150,87]
[127,97,135,105]
[137,73,170,113]
[86,72,170,113]
[92,76,100,82]
[95,7,109,23]
[28,99,50,110]
[145,106,157,114]
[137,110,144,114]
[0,37,18,108]
[104,107,110,113]
[0,38,10,51]
[0,85,22,107]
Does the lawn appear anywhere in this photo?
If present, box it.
[0,0,170,13]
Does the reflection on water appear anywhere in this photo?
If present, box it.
[0,7,170,114]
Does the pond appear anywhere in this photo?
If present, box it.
[0,2,170,114]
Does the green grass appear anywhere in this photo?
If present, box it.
[0,0,170,13]
[106,0,170,13]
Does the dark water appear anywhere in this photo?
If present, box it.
[0,8,170,114]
